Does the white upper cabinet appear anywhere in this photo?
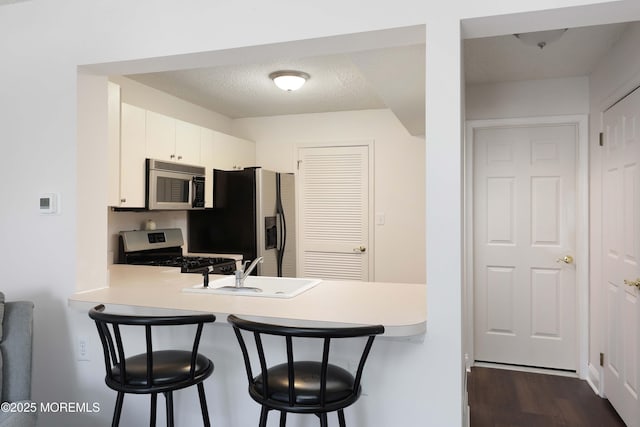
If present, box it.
[119,103,147,208]
[107,82,121,207]
[200,128,216,208]
[175,119,201,165]
[146,111,201,165]
[200,128,256,207]
[110,101,255,209]
[145,110,174,161]
[223,134,256,170]
[204,129,256,171]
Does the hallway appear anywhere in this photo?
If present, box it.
[468,367,626,426]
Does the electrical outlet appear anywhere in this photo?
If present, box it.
[77,337,90,361]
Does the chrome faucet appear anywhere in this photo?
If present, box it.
[235,257,263,287]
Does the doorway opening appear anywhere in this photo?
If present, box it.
[465,116,589,378]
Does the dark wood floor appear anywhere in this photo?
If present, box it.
[467,367,626,427]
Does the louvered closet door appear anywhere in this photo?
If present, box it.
[298,145,369,281]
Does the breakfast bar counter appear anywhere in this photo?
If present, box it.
[68,265,428,426]
[69,265,426,337]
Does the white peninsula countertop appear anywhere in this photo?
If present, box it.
[69,265,426,337]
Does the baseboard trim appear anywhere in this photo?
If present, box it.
[473,361,579,378]
[586,363,602,396]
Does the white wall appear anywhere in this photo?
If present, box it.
[234,109,426,284]
[587,21,640,393]
[0,1,636,426]
[466,76,590,119]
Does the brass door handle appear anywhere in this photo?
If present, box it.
[624,278,640,289]
[353,246,366,253]
[556,255,574,264]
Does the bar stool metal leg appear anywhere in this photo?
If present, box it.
[338,409,346,427]
[259,406,269,427]
[165,391,174,427]
[279,411,287,427]
[197,383,211,427]
[112,392,124,427]
[150,393,157,427]
[319,412,328,427]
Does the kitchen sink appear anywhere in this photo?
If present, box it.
[182,276,322,298]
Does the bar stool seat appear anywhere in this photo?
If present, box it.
[109,350,212,389]
[253,361,355,405]
[228,314,384,427]
[89,304,215,427]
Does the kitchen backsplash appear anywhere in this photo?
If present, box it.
[107,209,188,264]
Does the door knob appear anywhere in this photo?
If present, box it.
[556,255,574,264]
[353,246,366,253]
[624,278,640,289]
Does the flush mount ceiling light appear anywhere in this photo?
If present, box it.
[269,70,310,92]
[514,28,568,49]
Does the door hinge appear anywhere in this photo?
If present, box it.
[600,352,604,367]
[297,160,303,170]
[599,132,604,147]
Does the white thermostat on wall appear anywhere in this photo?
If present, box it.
[39,193,59,214]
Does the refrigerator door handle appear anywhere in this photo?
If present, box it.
[276,213,283,251]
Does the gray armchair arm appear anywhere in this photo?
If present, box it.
[1,301,34,403]
[0,401,37,427]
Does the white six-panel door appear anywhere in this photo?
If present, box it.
[602,87,640,427]
[473,124,577,370]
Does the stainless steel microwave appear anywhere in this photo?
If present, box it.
[146,159,206,210]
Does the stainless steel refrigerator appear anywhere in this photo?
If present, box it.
[187,167,296,277]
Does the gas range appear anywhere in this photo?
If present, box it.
[117,228,236,275]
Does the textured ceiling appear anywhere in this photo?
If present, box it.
[128,54,388,119]
[464,22,628,84]
[124,22,628,136]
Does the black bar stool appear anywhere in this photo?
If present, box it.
[227,314,384,427]
[89,304,215,427]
